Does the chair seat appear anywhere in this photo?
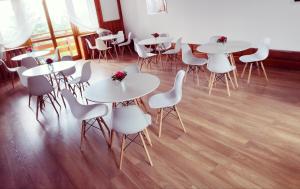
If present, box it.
[145,53,157,58]
[98,46,112,51]
[118,41,130,47]
[144,47,153,53]
[148,92,178,109]
[8,66,19,72]
[208,65,236,74]
[187,57,207,66]
[112,105,151,135]
[239,54,264,63]
[162,49,178,55]
[90,46,97,50]
[156,45,172,52]
[79,104,109,121]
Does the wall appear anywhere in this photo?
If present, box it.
[120,0,300,51]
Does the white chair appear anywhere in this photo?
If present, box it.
[118,32,133,56]
[135,43,157,71]
[28,75,61,120]
[0,59,19,88]
[53,47,60,62]
[124,63,140,74]
[156,33,172,52]
[239,38,270,84]
[162,37,182,70]
[68,61,91,97]
[59,56,76,88]
[110,105,153,169]
[16,66,28,88]
[96,28,112,37]
[21,57,38,68]
[85,39,97,59]
[182,43,208,85]
[207,54,237,96]
[133,38,153,53]
[111,31,125,58]
[96,38,114,62]
[148,70,186,137]
[61,89,110,149]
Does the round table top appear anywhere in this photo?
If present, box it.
[197,41,251,54]
[11,50,50,61]
[138,37,173,45]
[99,34,119,41]
[84,73,160,103]
[22,61,77,77]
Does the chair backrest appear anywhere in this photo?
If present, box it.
[85,38,94,49]
[133,38,139,52]
[61,89,85,119]
[96,38,108,51]
[207,54,233,73]
[181,43,195,65]
[124,64,140,74]
[79,61,91,83]
[0,59,12,72]
[97,28,112,37]
[27,75,53,96]
[53,47,60,62]
[169,70,185,104]
[116,31,125,43]
[159,33,171,49]
[127,32,133,42]
[174,37,182,53]
[21,57,38,68]
[16,66,28,87]
[255,37,271,60]
[60,56,76,76]
[134,43,147,58]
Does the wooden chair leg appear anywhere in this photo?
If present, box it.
[209,73,216,96]
[80,120,85,150]
[208,72,212,89]
[96,118,110,147]
[256,61,261,76]
[143,128,152,146]
[36,96,40,120]
[139,132,153,166]
[227,72,235,89]
[196,66,200,86]
[232,67,238,88]
[110,130,115,148]
[247,63,253,84]
[155,109,160,124]
[28,94,32,107]
[158,108,163,137]
[184,66,190,82]
[260,61,269,82]
[174,105,186,133]
[224,74,231,96]
[241,63,248,78]
[119,135,126,170]
[47,94,59,117]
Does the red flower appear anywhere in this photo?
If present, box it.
[152,33,159,38]
[46,58,53,64]
[217,36,227,43]
[26,47,33,52]
[112,71,127,81]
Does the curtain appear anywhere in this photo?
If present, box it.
[65,0,99,31]
[0,0,39,48]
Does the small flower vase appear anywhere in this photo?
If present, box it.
[120,80,126,91]
[47,63,54,72]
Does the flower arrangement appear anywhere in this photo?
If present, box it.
[46,58,53,64]
[26,47,33,52]
[152,33,159,38]
[217,36,227,44]
[112,71,127,82]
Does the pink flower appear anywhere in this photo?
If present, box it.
[112,71,127,81]
[217,36,227,43]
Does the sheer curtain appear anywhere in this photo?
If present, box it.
[65,0,99,31]
[0,0,39,48]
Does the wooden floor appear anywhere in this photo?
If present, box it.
[1,55,300,189]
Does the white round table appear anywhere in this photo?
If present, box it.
[11,50,50,61]
[22,61,77,77]
[138,37,173,46]
[84,73,160,103]
[196,41,251,54]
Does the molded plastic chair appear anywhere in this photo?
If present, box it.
[16,66,28,87]
[148,70,186,137]
[124,63,140,74]
[118,32,133,56]
[133,38,153,53]
[68,61,91,97]
[0,59,19,88]
[96,38,113,62]
[134,43,157,71]
[85,39,97,59]
[182,44,208,85]
[156,33,172,52]
[207,54,237,96]
[239,38,270,84]
[110,105,153,169]
[21,57,38,68]
[112,31,125,45]
[162,37,182,70]
[61,89,110,149]
[28,75,60,120]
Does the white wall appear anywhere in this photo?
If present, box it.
[121,0,300,51]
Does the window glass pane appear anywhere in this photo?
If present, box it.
[56,37,78,57]
[46,0,73,37]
